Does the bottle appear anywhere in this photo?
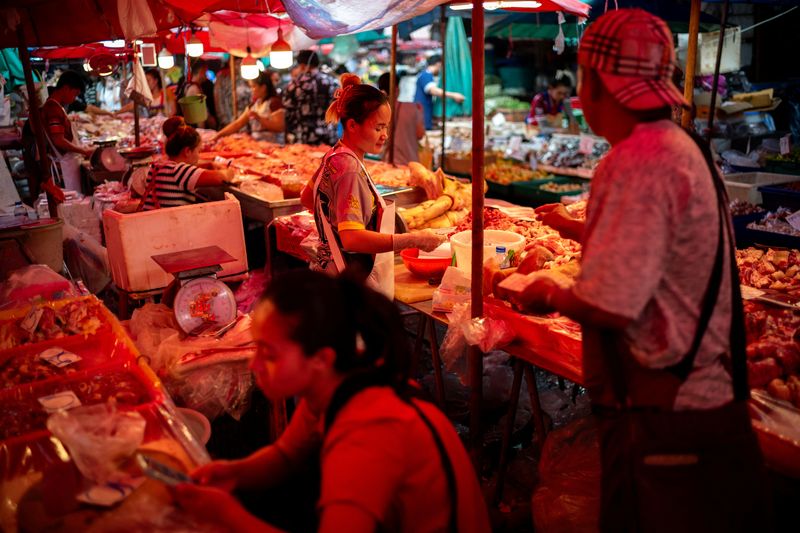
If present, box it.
[495,246,509,269]
[13,201,27,220]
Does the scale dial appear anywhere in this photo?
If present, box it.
[173,277,237,335]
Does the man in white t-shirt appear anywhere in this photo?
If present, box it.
[514,9,770,532]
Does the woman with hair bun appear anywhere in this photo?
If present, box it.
[140,117,234,210]
[174,269,491,533]
[300,73,446,298]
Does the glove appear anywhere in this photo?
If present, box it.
[219,168,236,183]
[393,230,446,253]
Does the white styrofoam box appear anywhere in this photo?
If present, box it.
[678,27,741,76]
[103,194,248,293]
[724,172,799,205]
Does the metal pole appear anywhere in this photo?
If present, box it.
[389,25,398,165]
[17,26,57,216]
[469,0,485,456]
[440,5,447,170]
[681,0,701,129]
[132,46,140,146]
[707,0,730,140]
[230,54,238,118]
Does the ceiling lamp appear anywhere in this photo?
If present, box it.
[241,48,260,80]
[186,33,204,58]
[450,1,542,9]
[158,48,175,70]
[83,60,91,72]
[269,28,293,70]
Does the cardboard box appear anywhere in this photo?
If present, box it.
[732,89,774,110]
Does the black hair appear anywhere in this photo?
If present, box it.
[377,72,400,94]
[252,71,278,100]
[326,73,389,126]
[427,54,442,66]
[549,76,572,89]
[162,116,200,157]
[262,269,412,391]
[56,70,86,92]
[296,50,320,68]
[191,59,208,75]
[145,68,162,90]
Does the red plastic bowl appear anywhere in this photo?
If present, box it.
[400,248,451,280]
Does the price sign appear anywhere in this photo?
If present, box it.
[578,134,595,155]
[780,134,791,156]
[787,209,800,232]
[40,347,82,368]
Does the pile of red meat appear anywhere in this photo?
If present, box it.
[744,300,800,407]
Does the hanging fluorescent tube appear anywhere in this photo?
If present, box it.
[450,1,543,10]
[269,28,293,70]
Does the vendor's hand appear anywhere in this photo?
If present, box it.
[510,276,559,315]
[535,203,574,233]
[219,168,236,183]
[452,93,465,104]
[82,147,96,158]
[191,460,239,491]
[413,230,447,253]
[41,179,66,203]
[174,483,243,525]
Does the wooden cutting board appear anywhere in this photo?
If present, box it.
[394,261,438,304]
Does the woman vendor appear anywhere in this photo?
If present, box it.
[175,270,491,533]
[140,117,233,210]
[299,74,445,298]
[526,76,578,133]
[116,69,173,117]
[213,72,285,143]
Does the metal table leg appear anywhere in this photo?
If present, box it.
[524,363,548,453]
[492,358,525,504]
[428,317,446,408]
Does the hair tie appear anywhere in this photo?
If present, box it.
[334,84,357,117]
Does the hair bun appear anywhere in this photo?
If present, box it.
[339,73,361,90]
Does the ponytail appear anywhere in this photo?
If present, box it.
[162,116,200,157]
[326,72,389,127]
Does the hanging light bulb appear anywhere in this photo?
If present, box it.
[83,60,91,72]
[269,28,293,70]
[158,48,175,70]
[186,32,204,58]
[241,48,259,80]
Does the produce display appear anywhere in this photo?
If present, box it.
[737,247,800,292]
[539,181,585,194]
[747,208,800,238]
[399,163,480,229]
[485,159,550,185]
[74,114,167,148]
[537,134,609,170]
[0,301,105,350]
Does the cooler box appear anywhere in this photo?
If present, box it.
[103,194,248,293]
[724,172,798,205]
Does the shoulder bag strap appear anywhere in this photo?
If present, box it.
[324,376,459,533]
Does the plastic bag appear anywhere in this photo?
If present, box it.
[117,0,158,41]
[0,265,76,307]
[441,303,516,384]
[532,416,601,533]
[46,403,147,484]
[62,222,111,295]
[129,303,181,368]
[235,269,270,314]
[165,362,254,421]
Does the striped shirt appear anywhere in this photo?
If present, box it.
[143,161,203,210]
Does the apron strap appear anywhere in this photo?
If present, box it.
[137,164,161,211]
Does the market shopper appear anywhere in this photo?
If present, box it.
[413,54,465,131]
[514,9,770,533]
[174,270,491,533]
[115,68,173,117]
[181,59,217,128]
[214,72,285,143]
[526,75,578,132]
[139,117,233,210]
[299,74,445,298]
[378,72,425,166]
[282,50,338,145]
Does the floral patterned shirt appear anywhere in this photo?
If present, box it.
[282,70,339,145]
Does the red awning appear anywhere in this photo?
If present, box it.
[31,44,133,60]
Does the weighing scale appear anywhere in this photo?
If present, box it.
[119,145,158,195]
[151,246,239,336]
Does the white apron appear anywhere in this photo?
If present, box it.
[44,117,83,192]
[312,145,395,300]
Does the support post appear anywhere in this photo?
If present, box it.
[468,0,485,456]
[388,25,398,165]
[17,26,57,216]
[707,0,730,140]
[230,54,238,118]
[681,0,701,129]
[440,5,447,170]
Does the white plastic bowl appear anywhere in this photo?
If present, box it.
[177,407,211,445]
[449,229,525,273]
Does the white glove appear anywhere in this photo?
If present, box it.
[393,230,446,253]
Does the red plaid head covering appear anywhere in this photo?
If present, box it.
[578,8,689,111]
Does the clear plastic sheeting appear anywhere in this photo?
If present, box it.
[0,265,76,309]
[280,0,449,39]
[749,390,800,478]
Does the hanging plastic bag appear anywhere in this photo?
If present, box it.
[125,57,153,108]
[553,12,566,55]
[117,0,157,42]
[47,403,147,484]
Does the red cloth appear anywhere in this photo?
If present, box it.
[42,99,71,141]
